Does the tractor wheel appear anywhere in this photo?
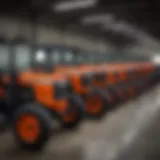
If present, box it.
[13,103,52,151]
[62,95,85,130]
[85,89,109,119]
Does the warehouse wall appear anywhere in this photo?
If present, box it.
[0,15,113,53]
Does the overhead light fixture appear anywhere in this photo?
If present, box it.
[81,14,114,25]
[102,21,138,36]
[110,22,126,32]
[102,21,117,31]
[123,27,136,35]
[53,0,97,12]
[109,21,132,33]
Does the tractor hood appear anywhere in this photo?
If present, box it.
[18,71,67,85]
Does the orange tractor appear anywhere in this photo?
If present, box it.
[0,41,85,150]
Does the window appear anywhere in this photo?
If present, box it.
[14,45,31,71]
[0,44,10,71]
[51,49,75,65]
[64,51,74,64]
[51,50,61,64]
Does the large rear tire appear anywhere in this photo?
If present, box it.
[13,103,52,151]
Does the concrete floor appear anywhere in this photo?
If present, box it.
[0,85,160,160]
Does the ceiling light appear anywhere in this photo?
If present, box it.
[81,14,114,25]
[53,0,97,12]
[102,21,138,36]
[111,23,126,32]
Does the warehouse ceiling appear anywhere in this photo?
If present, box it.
[0,0,160,47]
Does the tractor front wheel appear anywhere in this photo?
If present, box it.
[62,95,85,129]
[13,103,52,151]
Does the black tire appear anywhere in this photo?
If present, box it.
[12,103,52,151]
[107,86,123,105]
[86,89,110,119]
[62,95,85,129]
